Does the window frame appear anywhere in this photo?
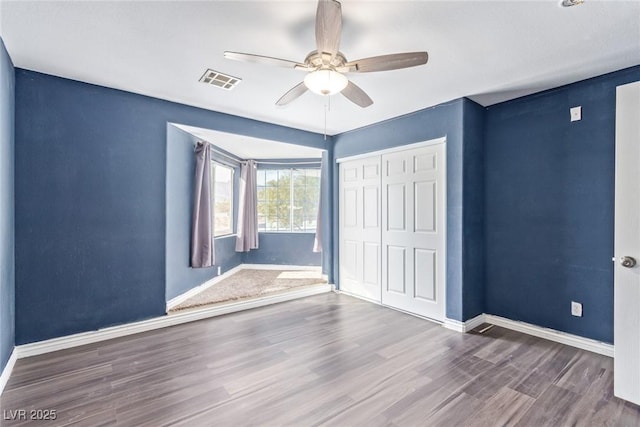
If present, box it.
[210,161,235,238]
[257,167,321,234]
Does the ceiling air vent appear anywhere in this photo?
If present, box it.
[199,69,241,90]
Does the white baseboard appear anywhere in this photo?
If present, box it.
[15,283,332,360]
[0,349,17,395]
[443,313,485,333]
[484,314,614,358]
[240,264,322,271]
[166,264,244,311]
[442,313,612,357]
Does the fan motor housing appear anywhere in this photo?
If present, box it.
[304,51,347,69]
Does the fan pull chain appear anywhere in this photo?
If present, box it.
[323,100,328,140]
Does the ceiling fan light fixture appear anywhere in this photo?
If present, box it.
[304,69,348,96]
[225,0,426,107]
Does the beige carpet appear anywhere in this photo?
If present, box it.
[169,269,327,312]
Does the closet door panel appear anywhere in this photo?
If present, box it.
[382,143,446,321]
[339,156,381,302]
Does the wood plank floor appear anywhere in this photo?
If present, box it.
[2,293,639,426]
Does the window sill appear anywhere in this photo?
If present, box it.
[214,233,237,239]
[258,231,316,234]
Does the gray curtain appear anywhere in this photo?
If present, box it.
[236,160,259,252]
[313,161,323,253]
[190,142,215,268]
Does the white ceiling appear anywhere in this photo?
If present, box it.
[174,123,325,159]
[1,1,639,135]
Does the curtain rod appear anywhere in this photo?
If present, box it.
[255,161,322,165]
[196,142,321,166]
[196,141,242,164]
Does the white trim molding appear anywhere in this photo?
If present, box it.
[15,283,332,360]
[443,314,485,333]
[442,313,613,358]
[240,264,322,271]
[484,314,614,358]
[336,137,447,164]
[0,349,17,395]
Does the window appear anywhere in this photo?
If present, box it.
[211,162,234,237]
[257,168,320,232]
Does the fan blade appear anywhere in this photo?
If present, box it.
[224,51,308,69]
[341,81,373,108]
[276,82,308,106]
[343,52,428,73]
[316,0,342,59]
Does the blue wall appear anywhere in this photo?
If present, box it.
[15,69,330,344]
[333,98,485,321]
[165,125,243,301]
[243,233,321,265]
[484,66,640,343]
[12,59,638,345]
[461,100,485,320]
[0,39,15,373]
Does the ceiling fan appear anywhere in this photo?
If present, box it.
[224,0,428,108]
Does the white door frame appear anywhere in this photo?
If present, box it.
[336,137,447,164]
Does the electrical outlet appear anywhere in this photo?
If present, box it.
[571,301,583,317]
[217,266,222,276]
[570,106,582,122]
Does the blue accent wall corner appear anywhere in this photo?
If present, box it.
[484,65,640,343]
[461,98,485,320]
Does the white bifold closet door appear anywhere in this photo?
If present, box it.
[338,141,446,321]
[339,156,382,302]
[381,143,446,321]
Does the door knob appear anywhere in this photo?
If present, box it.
[620,256,637,268]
